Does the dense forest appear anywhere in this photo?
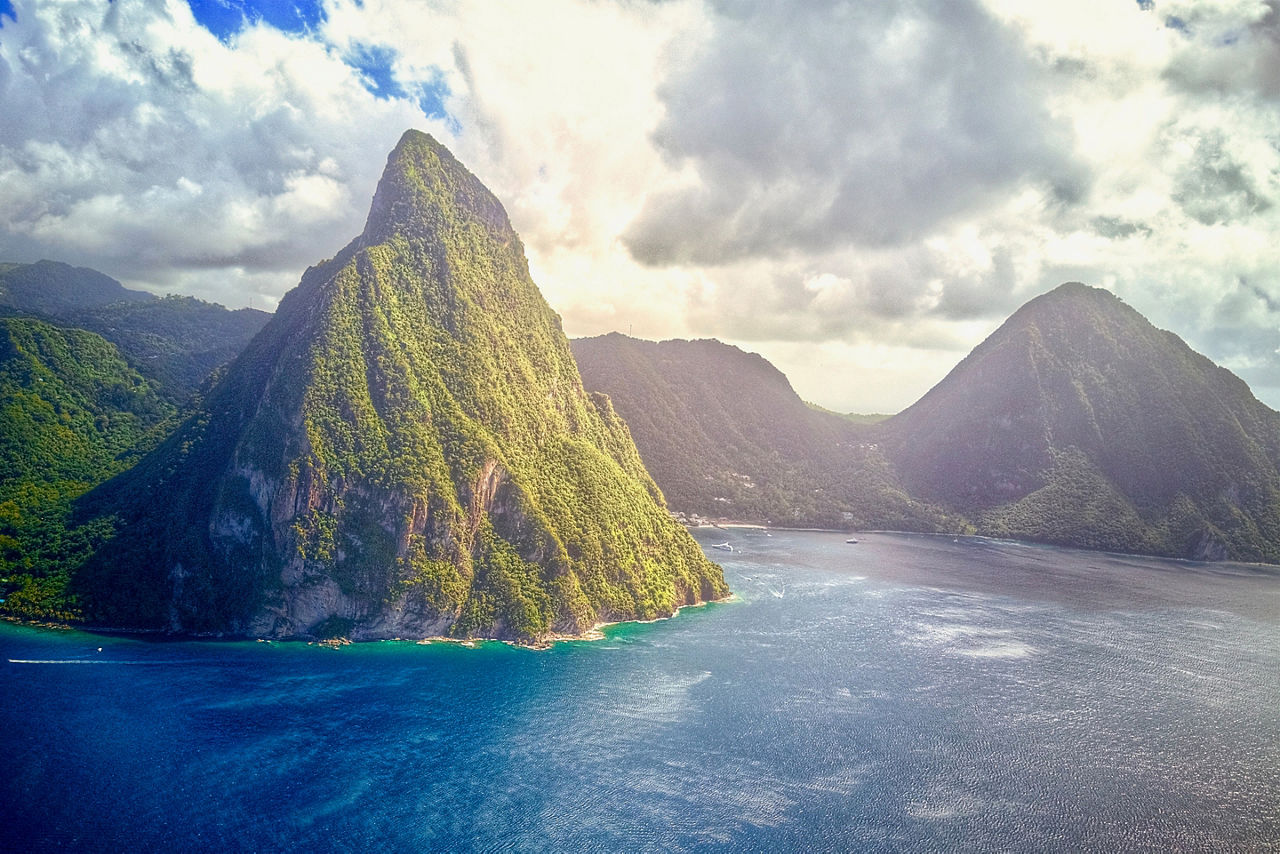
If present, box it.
[882,282,1280,563]
[0,260,270,403]
[572,334,961,533]
[0,263,270,622]
[0,317,176,619]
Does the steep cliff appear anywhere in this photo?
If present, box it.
[75,131,726,641]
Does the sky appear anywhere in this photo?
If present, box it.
[1,0,1279,414]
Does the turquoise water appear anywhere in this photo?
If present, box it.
[3,529,1278,851]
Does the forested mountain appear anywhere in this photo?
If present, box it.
[882,282,1280,562]
[0,261,270,403]
[574,284,1280,563]
[0,317,176,619]
[5,169,1279,638]
[0,265,269,620]
[67,131,725,641]
[571,334,961,532]
[0,260,152,315]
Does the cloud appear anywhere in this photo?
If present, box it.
[0,0,427,305]
[623,0,1086,267]
[2,0,1280,414]
[1161,0,1280,98]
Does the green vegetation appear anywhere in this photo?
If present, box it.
[66,130,726,642]
[574,284,1280,565]
[572,334,962,532]
[8,161,1280,638]
[0,262,270,622]
[0,260,152,316]
[65,296,270,403]
[0,317,177,621]
[0,260,270,404]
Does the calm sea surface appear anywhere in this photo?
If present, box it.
[3,529,1278,852]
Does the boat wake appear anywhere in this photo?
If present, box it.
[8,659,178,665]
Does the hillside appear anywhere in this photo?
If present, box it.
[66,296,270,403]
[0,260,152,315]
[0,261,270,403]
[572,334,961,532]
[0,317,176,620]
[67,131,725,642]
[882,282,1280,561]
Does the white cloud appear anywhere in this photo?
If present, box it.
[1,0,1279,413]
[0,0,423,302]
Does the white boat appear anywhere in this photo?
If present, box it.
[845,537,859,544]
[711,542,733,552]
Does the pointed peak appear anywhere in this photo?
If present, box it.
[386,129,453,171]
[1044,281,1116,301]
[361,129,512,245]
[1003,281,1133,331]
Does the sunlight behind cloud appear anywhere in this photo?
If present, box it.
[1,0,1279,411]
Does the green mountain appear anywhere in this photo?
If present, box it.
[65,296,270,403]
[571,333,961,532]
[72,130,725,641]
[881,282,1280,562]
[0,261,270,403]
[0,317,176,619]
[0,260,152,315]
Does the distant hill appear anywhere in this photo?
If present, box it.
[0,265,268,619]
[0,260,152,314]
[0,317,176,619]
[882,282,1280,562]
[572,333,961,532]
[66,296,270,403]
[573,285,1280,563]
[0,261,270,403]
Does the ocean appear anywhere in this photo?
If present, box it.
[3,528,1277,852]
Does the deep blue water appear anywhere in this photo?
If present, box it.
[3,529,1278,852]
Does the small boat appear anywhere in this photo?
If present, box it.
[711,542,733,552]
[845,537,859,544]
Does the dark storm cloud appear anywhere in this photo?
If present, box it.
[624,0,1087,267]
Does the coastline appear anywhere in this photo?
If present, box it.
[500,592,737,650]
[1,592,737,651]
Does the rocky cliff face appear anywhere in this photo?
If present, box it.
[76,131,726,641]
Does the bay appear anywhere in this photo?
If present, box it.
[2,528,1278,852]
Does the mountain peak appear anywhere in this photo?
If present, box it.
[885,279,1280,561]
[75,133,725,641]
[361,129,512,247]
[1047,280,1104,297]
[1017,281,1124,315]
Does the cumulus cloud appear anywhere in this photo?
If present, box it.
[2,0,1280,413]
[624,0,1086,266]
[1161,0,1280,98]
[644,0,1280,410]
[0,0,426,305]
